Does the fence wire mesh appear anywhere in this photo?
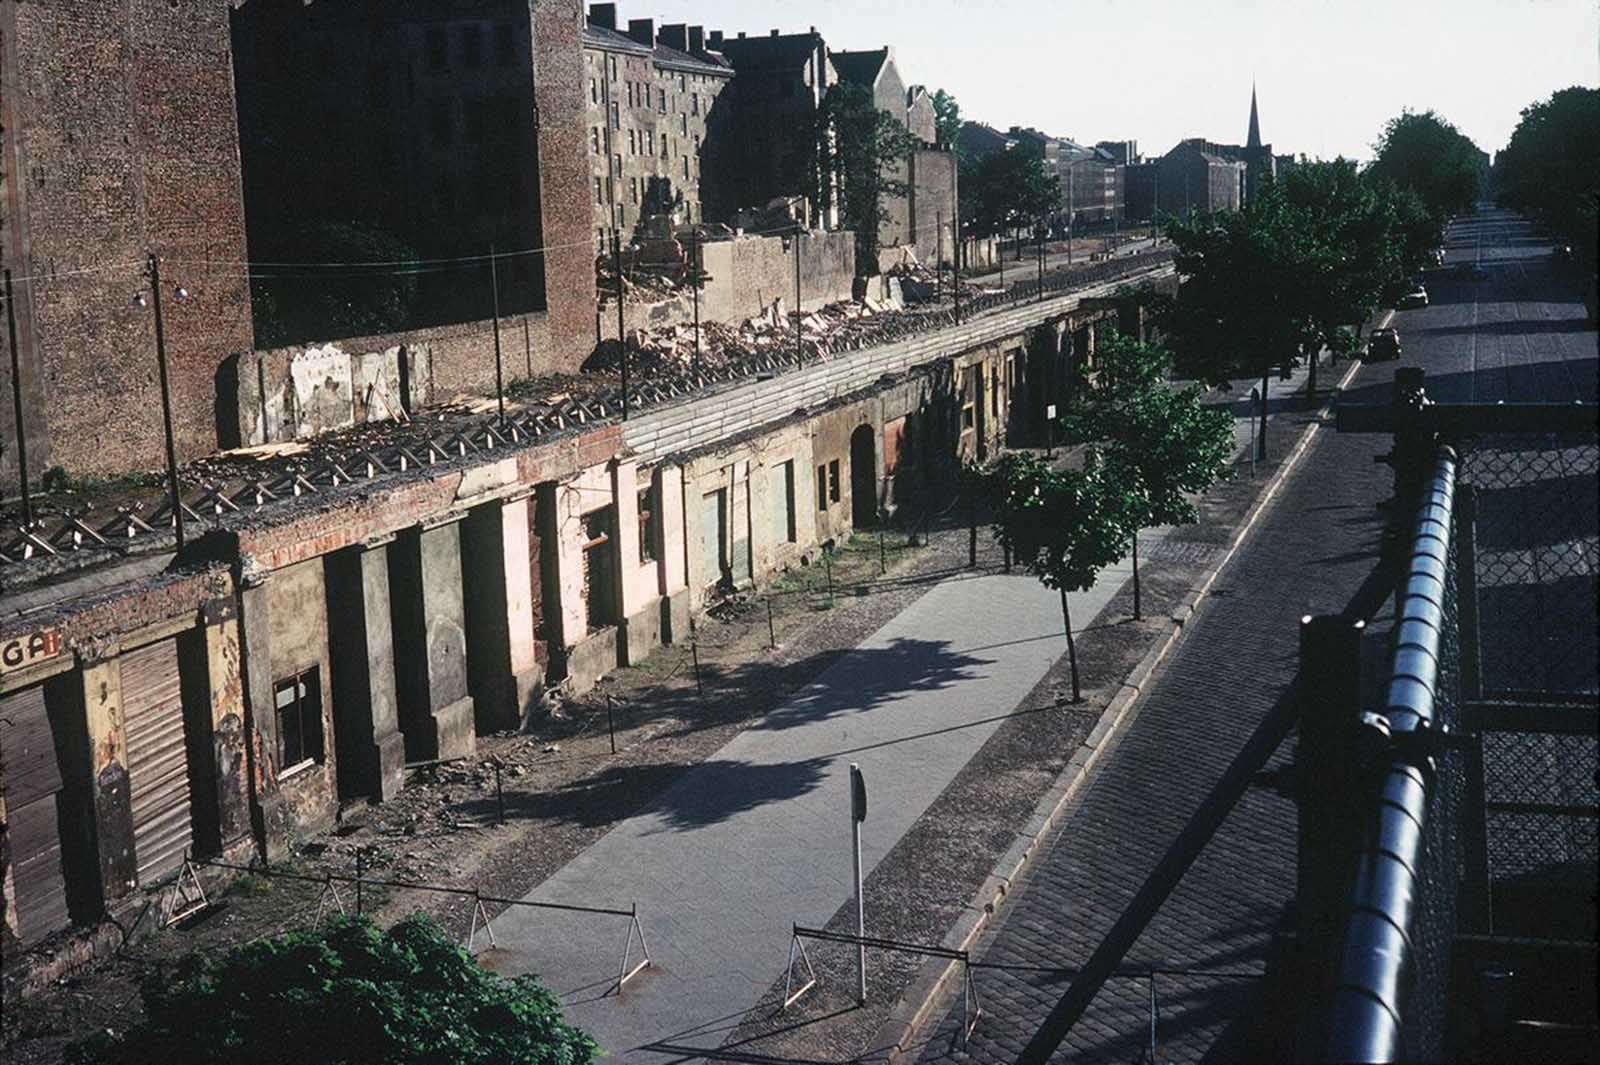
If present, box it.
[1459,431,1599,943]
[1460,432,1600,698]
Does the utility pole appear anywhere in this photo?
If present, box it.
[1037,218,1045,302]
[1067,165,1074,265]
[951,218,961,325]
[793,226,803,366]
[936,209,943,300]
[3,269,32,527]
[690,229,702,378]
[489,244,505,428]
[146,253,185,550]
[612,231,628,420]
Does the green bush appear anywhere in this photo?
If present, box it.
[67,914,596,1065]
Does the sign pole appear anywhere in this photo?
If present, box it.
[850,763,867,1004]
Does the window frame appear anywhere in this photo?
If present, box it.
[273,668,324,773]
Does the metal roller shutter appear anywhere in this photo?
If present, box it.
[2,685,69,945]
[121,640,193,885]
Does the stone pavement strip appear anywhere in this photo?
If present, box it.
[484,552,1155,1059]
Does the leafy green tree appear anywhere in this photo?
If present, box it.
[806,82,917,276]
[251,220,420,348]
[1279,159,1403,390]
[1378,181,1447,280]
[931,89,963,154]
[1157,183,1320,456]
[1495,86,1600,279]
[1061,332,1234,618]
[67,915,597,1065]
[1366,110,1484,219]
[961,143,1062,249]
[987,452,1131,700]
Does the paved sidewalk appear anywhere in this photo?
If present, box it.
[484,330,1325,1061]
[488,558,1149,1058]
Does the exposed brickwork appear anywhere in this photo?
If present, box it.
[0,565,232,657]
[0,0,254,481]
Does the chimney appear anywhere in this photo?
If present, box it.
[770,28,780,37]
[659,22,687,51]
[737,31,746,39]
[688,25,705,53]
[707,29,723,48]
[587,3,616,31]
[627,18,655,48]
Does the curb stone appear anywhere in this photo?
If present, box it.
[874,353,1366,1062]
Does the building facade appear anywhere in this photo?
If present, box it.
[230,0,595,371]
[0,0,254,484]
[581,5,733,248]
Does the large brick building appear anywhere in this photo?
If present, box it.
[580,5,732,248]
[230,0,594,367]
[0,0,255,482]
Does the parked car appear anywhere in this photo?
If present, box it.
[1397,285,1429,309]
[1429,248,1445,267]
[1367,327,1402,360]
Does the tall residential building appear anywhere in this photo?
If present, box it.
[581,5,733,248]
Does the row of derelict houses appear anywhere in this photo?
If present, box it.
[0,0,1198,972]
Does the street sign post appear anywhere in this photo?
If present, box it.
[850,763,867,1003]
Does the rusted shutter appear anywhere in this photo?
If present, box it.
[121,640,193,885]
[2,685,69,945]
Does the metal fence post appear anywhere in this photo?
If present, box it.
[1295,613,1366,1054]
[1455,482,1492,934]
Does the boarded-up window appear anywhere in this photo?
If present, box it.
[816,464,828,512]
[828,460,841,503]
[123,639,195,885]
[582,509,617,632]
[2,684,68,945]
[770,461,796,544]
[701,489,726,584]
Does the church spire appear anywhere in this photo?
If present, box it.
[1247,81,1262,148]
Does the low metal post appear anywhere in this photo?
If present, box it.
[606,695,617,755]
[825,551,834,607]
[878,528,886,574]
[355,848,365,916]
[767,597,776,649]
[690,640,704,699]
[494,761,505,825]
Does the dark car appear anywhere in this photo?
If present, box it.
[1367,327,1401,360]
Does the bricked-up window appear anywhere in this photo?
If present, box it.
[495,23,517,66]
[274,668,324,771]
[582,510,617,633]
[426,27,448,71]
[638,484,656,563]
[817,465,828,511]
[828,460,841,503]
[460,25,483,67]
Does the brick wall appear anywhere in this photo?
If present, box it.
[1,0,253,483]
[532,0,597,372]
[699,230,856,323]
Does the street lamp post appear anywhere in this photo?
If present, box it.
[144,253,186,549]
[489,243,505,428]
[612,230,629,420]
[3,268,32,527]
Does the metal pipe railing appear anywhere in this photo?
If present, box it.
[1324,444,1458,1062]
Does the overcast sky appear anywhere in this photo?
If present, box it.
[631,0,1598,162]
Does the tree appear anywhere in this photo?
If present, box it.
[961,144,1062,244]
[1060,332,1234,619]
[1495,86,1600,279]
[67,915,597,1065]
[1279,159,1402,390]
[988,453,1130,701]
[931,89,963,155]
[1366,110,1484,219]
[806,82,917,276]
[1157,183,1321,457]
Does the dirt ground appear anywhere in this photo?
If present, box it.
[1,483,990,1064]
